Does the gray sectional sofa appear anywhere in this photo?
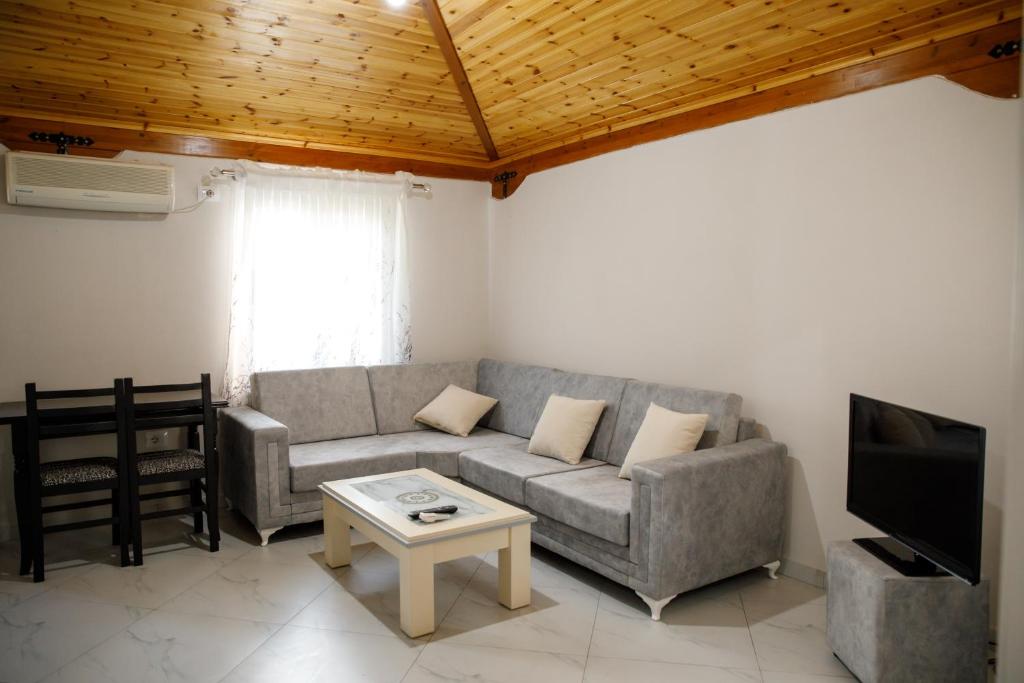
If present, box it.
[220,358,787,618]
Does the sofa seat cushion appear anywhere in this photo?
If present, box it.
[458,444,604,504]
[289,428,525,492]
[525,466,632,546]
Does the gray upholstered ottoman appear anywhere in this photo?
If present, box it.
[826,540,989,683]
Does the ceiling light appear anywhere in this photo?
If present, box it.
[386,0,407,8]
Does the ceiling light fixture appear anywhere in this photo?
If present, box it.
[385,0,407,8]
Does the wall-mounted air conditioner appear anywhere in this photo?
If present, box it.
[5,151,175,213]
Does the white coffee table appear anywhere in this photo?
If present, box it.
[319,468,535,638]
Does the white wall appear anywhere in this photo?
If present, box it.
[487,77,1020,622]
[0,150,492,539]
[996,59,1024,682]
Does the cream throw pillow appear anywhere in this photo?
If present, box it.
[414,384,498,437]
[528,395,606,465]
[618,403,708,479]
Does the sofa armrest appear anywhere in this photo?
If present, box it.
[631,438,787,598]
[219,406,291,531]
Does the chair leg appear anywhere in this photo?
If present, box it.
[205,481,220,553]
[14,471,31,576]
[111,488,120,545]
[12,424,32,576]
[130,480,144,566]
[118,484,131,567]
[190,480,204,535]
[32,493,44,583]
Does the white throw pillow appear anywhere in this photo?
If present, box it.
[528,395,606,465]
[618,403,708,479]
[414,384,498,437]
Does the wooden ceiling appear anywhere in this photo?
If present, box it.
[0,0,1019,196]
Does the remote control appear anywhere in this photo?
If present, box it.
[408,504,458,520]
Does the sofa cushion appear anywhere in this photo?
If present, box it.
[606,380,742,466]
[476,359,562,439]
[414,384,497,437]
[553,370,627,461]
[252,366,376,445]
[458,443,604,504]
[525,466,632,546]
[528,395,606,465]
[369,361,478,435]
[289,428,525,492]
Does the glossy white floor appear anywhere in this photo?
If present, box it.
[0,512,855,683]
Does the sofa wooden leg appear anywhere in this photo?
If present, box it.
[259,526,283,547]
[636,591,676,621]
[763,560,781,579]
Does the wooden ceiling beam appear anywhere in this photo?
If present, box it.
[0,115,492,181]
[420,0,499,161]
[489,21,1021,199]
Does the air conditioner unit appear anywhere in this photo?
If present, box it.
[5,151,175,213]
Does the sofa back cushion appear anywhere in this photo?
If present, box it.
[251,366,377,445]
[476,359,563,439]
[477,359,626,461]
[607,380,742,466]
[368,361,478,435]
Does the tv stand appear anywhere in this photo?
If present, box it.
[853,536,944,578]
[827,541,988,683]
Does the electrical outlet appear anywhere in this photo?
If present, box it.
[144,430,170,450]
[198,185,220,202]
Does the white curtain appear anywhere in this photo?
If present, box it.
[224,161,412,405]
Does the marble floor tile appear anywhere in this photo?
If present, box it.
[0,591,147,683]
[745,601,852,677]
[590,591,759,669]
[405,641,587,683]
[290,554,477,641]
[584,656,763,683]
[50,551,223,609]
[737,575,826,608]
[160,554,334,624]
[432,579,599,656]
[240,526,375,569]
[40,610,278,683]
[222,625,421,683]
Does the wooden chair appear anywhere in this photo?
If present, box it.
[116,374,220,565]
[23,383,131,582]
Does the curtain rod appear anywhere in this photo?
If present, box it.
[210,168,431,194]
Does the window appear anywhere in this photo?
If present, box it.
[223,162,412,404]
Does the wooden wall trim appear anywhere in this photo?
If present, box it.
[489,21,1022,199]
[421,0,499,161]
[0,115,492,181]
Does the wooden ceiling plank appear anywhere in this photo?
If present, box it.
[420,0,499,160]
[0,113,494,179]
[459,0,777,88]
[488,20,1020,197]
[0,107,490,165]
[473,0,944,116]
[482,0,1016,149]
[494,1,1016,153]
[0,10,459,91]
[0,45,471,117]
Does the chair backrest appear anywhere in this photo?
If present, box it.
[116,374,215,466]
[24,382,120,486]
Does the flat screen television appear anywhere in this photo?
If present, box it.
[847,394,985,584]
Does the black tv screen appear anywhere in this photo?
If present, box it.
[847,394,985,584]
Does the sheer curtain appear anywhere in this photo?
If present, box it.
[224,161,412,404]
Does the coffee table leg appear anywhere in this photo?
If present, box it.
[323,498,351,568]
[400,546,435,638]
[499,524,531,609]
